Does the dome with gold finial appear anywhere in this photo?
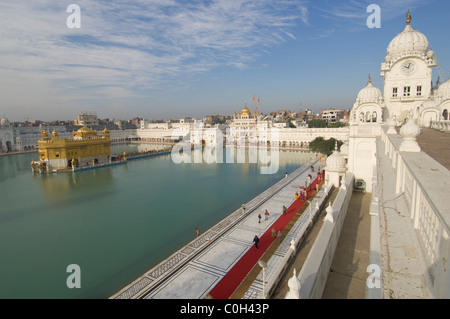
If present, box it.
[356,75,383,104]
[386,11,430,61]
[102,127,110,135]
[240,103,251,117]
[73,125,98,138]
[51,130,59,138]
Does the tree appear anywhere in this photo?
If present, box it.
[288,118,297,128]
[309,137,343,156]
[307,119,328,128]
[330,121,347,128]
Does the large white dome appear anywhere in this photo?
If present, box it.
[356,81,383,104]
[387,24,429,59]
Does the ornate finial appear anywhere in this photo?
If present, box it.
[406,10,412,25]
[368,74,372,84]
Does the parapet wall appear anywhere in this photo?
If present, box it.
[292,172,354,299]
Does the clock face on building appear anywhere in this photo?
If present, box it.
[401,61,415,74]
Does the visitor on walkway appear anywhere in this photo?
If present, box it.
[271,228,276,239]
[253,235,260,249]
[277,230,282,243]
[258,213,262,223]
[282,205,287,215]
[295,192,299,200]
[311,165,314,172]
[241,204,246,215]
[264,209,269,221]
[195,228,200,237]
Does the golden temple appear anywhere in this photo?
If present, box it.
[31,125,111,173]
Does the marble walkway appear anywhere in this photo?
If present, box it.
[110,160,321,299]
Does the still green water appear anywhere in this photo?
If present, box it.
[0,144,315,298]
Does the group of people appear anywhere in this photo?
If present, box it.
[198,165,324,254]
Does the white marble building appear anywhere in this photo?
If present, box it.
[380,11,447,127]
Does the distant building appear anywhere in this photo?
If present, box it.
[321,108,345,124]
[76,112,98,127]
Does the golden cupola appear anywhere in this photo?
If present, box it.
[51,130,59,139]
[73,125,98,138]
[102,127,110,135]
[240,103,251,117]
[41,130,49,140]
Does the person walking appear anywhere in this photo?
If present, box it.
[241,204,246,215]
[277,230,282,243]
[264,209,270,221]
[282,205,287,215]
[195,228,200,237]
[258,213,262,223]
[271,228,276,239]
[253,235,260,249]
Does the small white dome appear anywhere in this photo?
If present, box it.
[0,116,10,127]
[356,82,383,104]
[387,24,429,59]
[419,98,438,110]
[326,149,346,171]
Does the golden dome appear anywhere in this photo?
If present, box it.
[51,130,59,138]
[73,125,98,138]
[241,104,251,116]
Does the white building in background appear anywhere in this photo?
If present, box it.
[380,11,448,127]
[0,116,14,152]
[76,112,98,126]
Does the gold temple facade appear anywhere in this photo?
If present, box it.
[33,126,111,172]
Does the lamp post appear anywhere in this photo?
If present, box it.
[258,260,268,298]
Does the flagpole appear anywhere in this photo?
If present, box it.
[253,95,256,141]
[258,97,261,118]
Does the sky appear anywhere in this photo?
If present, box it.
[1,0,450,122]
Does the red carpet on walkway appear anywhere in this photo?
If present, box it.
[208,171,325,299]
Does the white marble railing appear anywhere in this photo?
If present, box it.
[430,120,450,132]
[381,127,450,298]
[254,183,333,299]
[288,172,354,299]
[366,156,383,298]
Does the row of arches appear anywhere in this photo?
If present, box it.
[359,111,379,123]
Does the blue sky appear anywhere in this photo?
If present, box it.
[1,0,449,122]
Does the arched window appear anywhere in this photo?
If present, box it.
[372,111,377,122]
[360,112,364,122]
[443,109,449,121]
[366,112,371,122]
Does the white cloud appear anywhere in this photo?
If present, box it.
[0,0,310,119]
